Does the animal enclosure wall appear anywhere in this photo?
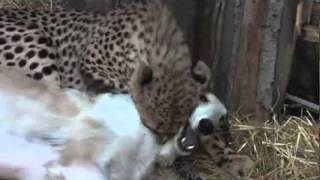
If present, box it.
[193,0,319,120]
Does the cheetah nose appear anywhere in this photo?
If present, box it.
[198,118,214,135]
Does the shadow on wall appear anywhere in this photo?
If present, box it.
[287,38,319,105]
[284,38,319,120]
[57,0,121,13]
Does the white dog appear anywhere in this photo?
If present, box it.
[0,71,158,180]
[0,70,227,180]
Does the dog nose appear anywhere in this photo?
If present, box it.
[198,118,214,135]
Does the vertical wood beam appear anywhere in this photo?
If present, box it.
[257,0,284,112]
[274,0,300,113]
[214,1,244,108]
[230,0,267,119]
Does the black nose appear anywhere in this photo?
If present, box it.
[198,118,214,135]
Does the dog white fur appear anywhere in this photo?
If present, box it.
[0,70,227,180]
[0,71,157,180]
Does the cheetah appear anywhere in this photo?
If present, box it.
[0,0,253,177]
[0,0,210,137]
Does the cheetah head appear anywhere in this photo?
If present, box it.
[129,59,211,143]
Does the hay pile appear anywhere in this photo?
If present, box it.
[189,114,319,180]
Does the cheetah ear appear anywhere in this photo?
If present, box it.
[192,60,211,87]
[131,60,153,89]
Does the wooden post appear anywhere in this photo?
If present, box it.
[201,0,269,119]
[231,0,267,119]
[192,0,225,66]
[193,0,242,109]
[273,0,300,114]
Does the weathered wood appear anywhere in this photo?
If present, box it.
[257,0,284,113]
[192,0,224,66]
[302,25,320,42]
[318,34,320,122]
[231,0,268,119]
[210,0,303,120]
[209,0,271,116]
[274,0,300,114]
[286,93,319,112]
[295,1,313,34]
[211,0,244,108]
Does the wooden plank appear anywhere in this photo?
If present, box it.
[286,93,319,112]
[295,0,313,34]
[257,0,284,113]
[192,0,220,65]
[312,1,320,17]
[212,0,244,108]
[274,0,300,114]
[192,0,227,92]
[229,0,268,119]
[318,35,320,122]
[302,25,320,42]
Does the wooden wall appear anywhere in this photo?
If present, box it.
[194,0,302,120]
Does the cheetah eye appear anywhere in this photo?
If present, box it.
[198,118,214,135]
